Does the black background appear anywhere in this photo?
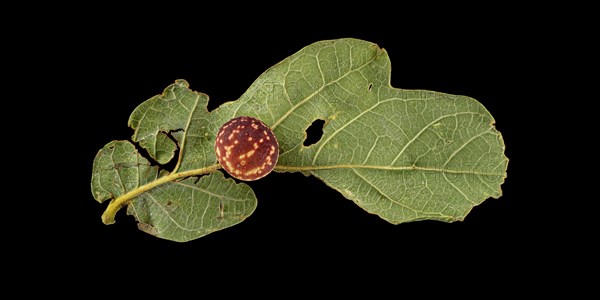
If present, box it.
[23,7,577,290]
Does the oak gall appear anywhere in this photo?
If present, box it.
[215,116,279,181]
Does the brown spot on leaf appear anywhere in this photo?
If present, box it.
[137,222,158,236]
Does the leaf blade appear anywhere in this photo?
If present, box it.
[215,38,508,223]
[91,38,508,242]
[91,140,159,203]
[127,172,257,242]
[128,79,216,172]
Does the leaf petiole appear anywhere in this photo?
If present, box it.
[101,164,221,225]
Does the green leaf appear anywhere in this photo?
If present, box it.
[128,79,216,171]
[91,38,507,242]
[91,140,159,203]
[126,171,256,242]
[91,81,256,242]
[213,38,508,223]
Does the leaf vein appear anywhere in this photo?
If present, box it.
[271,51,379,130]
[172,94,200,172]
[276,164,504,177]
[363,136,379,164]
[442,172,475,205]
[351,168,417,215]
[390,111,485,166]
[199,189,211,229]
[442,129,493,168]
[109,149,126,194]
[477,174,496,195]
[313,97,421,164]
[172,179,246,202]
[147,193,201,232]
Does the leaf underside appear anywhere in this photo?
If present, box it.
[127,172,256,242]
[91,38,508,242]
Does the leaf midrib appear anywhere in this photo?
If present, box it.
[274,164,504,176]
[173,94,200,173]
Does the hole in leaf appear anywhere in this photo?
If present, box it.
[131,139,159,166]
[304,119,325,146]
[192,176,201,185]
[161,129,183,171]
[128,128,183,171]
